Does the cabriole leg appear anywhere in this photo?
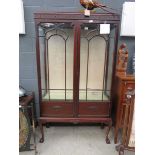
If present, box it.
[105,121,112,144]
[114,126,119,144]
[39,120,44,143]
[116,144,125,155]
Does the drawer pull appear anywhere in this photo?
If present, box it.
[127,87,133,90]
[126,94,132,99]
[51,106,63,110]
[88,106,97,110]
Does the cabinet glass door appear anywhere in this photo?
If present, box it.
[79,23,113,101]
[38,23,74,101]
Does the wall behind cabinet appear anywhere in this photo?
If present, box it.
[19,0,135,117]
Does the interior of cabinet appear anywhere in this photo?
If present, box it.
[38,22,115,102]
[80,24,110,101]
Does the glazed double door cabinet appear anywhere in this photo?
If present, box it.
[34,12,120,142]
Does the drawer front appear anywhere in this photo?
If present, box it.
[122,81,135,101]
[41,102,73,117]
[78,102,110,117]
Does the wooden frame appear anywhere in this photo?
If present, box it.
[34,12,120,143]
[112,45,135,154]
[115,94,135,155]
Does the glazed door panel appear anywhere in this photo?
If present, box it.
[37,21,117,117]
[79,23,110,102]
[78,23,117,117]
[39,23,74,101]
[38,22,75,117]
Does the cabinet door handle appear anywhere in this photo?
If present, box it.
[88,106,97,110]
[51,106,63,110]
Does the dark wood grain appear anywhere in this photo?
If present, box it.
[41,102,73,117]
[78,102,110,117]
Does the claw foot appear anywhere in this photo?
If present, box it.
[116,144,125,155]
[119,150,124,155]
[39,138,44,143]
[106,137,111,144]
[115,145,119,151]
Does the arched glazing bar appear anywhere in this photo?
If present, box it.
[80,28,110,101]
[39,23,71,101]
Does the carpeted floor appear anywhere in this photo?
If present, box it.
[20,126,135,155]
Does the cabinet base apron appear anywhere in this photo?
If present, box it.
[38,117,112,144]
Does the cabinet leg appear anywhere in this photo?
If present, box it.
[114,127,119,144]
[45,123,50,128]
[105,121,112,144]
[116,144,125,155]
[39,121,44,143]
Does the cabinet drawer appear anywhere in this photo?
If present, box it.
[122,81,135,100]
[124,82,135,90]
[41,102,73,117]
[78,102,110,117]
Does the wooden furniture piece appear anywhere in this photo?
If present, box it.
[115,95,135,155]
[112,44,135,154]
[34,12,120,143]
[112,43,135,145]
[113,74,135,144]
[19,92,37,155]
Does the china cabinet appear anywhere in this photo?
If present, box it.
[34,12,120,143]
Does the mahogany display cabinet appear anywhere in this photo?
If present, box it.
[34,12,120,143]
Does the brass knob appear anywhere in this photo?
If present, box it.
[126,94,132,99]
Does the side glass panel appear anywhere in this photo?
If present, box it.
[79,23,114,101]
[38,23,74,101]
[104,26,116,98]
